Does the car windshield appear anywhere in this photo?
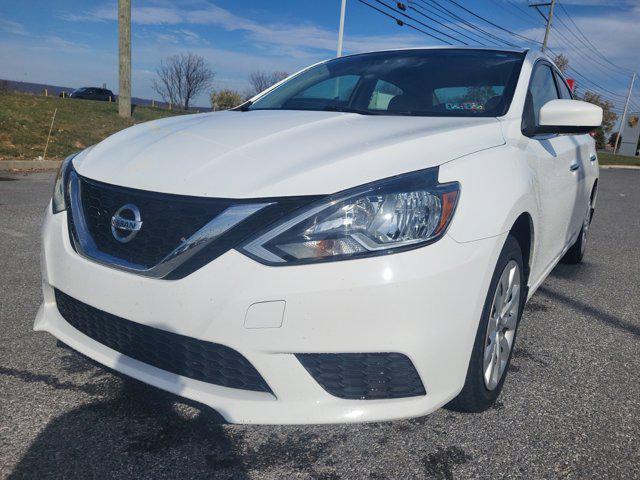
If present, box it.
[247,49,525,117]
[73,88,87,93]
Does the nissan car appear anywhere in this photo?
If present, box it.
[36,47,602,424]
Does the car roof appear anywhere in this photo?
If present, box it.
[330,46,561,76]
[338,46,529,58]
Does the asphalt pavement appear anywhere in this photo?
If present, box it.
[0,169,638,480]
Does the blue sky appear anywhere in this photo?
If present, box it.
[1,0,639,109]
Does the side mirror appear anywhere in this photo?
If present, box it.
[536,99,603,135]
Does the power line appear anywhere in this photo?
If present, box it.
[440,0,542,47]
[355,0,453,44]
[505,0,546,27]
[370,0,469,44]
[548,28,631,87]
[565,67,627,99]
[414,0,521,48]
[556,1,634,75]
[488,0,543,31]
[409,1,502,47]
[407,3,489,46]
[560,65,640,110]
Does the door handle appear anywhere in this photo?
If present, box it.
[569,162,580,172]
[590,154,597,162]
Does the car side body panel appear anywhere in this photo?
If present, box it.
[440,145,538,244]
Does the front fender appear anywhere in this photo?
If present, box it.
[439,145,538,243]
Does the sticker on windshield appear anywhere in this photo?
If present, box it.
[445,102,485,111]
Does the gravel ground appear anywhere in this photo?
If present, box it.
[1,170,638,480]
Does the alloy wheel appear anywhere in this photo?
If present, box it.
[483,260,521,390]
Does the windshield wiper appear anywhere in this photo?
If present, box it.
[322,105,383,115]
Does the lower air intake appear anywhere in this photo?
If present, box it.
[296,352,426,400]
[54,289,272,394]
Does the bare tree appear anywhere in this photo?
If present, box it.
[248,71,288,96]
[552,53,569,74]
[153,53,214,110]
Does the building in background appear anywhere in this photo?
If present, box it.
[619,112,640,157]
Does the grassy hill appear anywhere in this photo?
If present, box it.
[0,91,187,161]
[3,90,639,167]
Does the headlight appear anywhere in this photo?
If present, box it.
[52,153,78,214]
[239,167,459,265]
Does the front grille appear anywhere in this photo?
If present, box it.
[55,289,273,393]
[296,353,426,400]
[67,174,320,279]
[78,176,230,268]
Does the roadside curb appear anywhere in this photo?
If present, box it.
[0,160,62,171]
[600,164,640,170]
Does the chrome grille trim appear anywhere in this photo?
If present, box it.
[67,171,271,279]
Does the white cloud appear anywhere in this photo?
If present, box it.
[178,29,208,44]
[43,36,90,51]
[516,7,640,110]
[0,17,27,36]
[60,0,429,56]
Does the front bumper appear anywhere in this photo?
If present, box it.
[35,205,506,424]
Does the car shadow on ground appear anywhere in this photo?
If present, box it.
[7,351,249,480]
[6,348,353,479]
[545,263,639,337]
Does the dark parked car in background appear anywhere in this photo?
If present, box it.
[62,87,114,101]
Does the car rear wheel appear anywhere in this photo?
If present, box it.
[561,191,595,265]
[448,234,524,412]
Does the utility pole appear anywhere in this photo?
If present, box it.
[529,0,556,53]
[614,72,636,154]
[118,0,131,118]
[337,0,347,57]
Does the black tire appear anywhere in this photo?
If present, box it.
[447,234,525,413]
[561,187,597,265]
[560,224,586,264]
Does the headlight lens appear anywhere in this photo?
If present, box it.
[51,153,77,214]
[239,167,459,265]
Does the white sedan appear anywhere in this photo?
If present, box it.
[36,47,602,424]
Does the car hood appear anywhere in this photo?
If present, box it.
[74,110,505,198]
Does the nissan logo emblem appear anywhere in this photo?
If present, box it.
[110,204,143,243]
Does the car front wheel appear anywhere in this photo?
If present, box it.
[448,234,524,412]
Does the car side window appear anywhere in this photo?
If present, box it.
[368,80,403,110]
[294,75,360,102]
[554,73,573,100]
[529,64,559,126]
